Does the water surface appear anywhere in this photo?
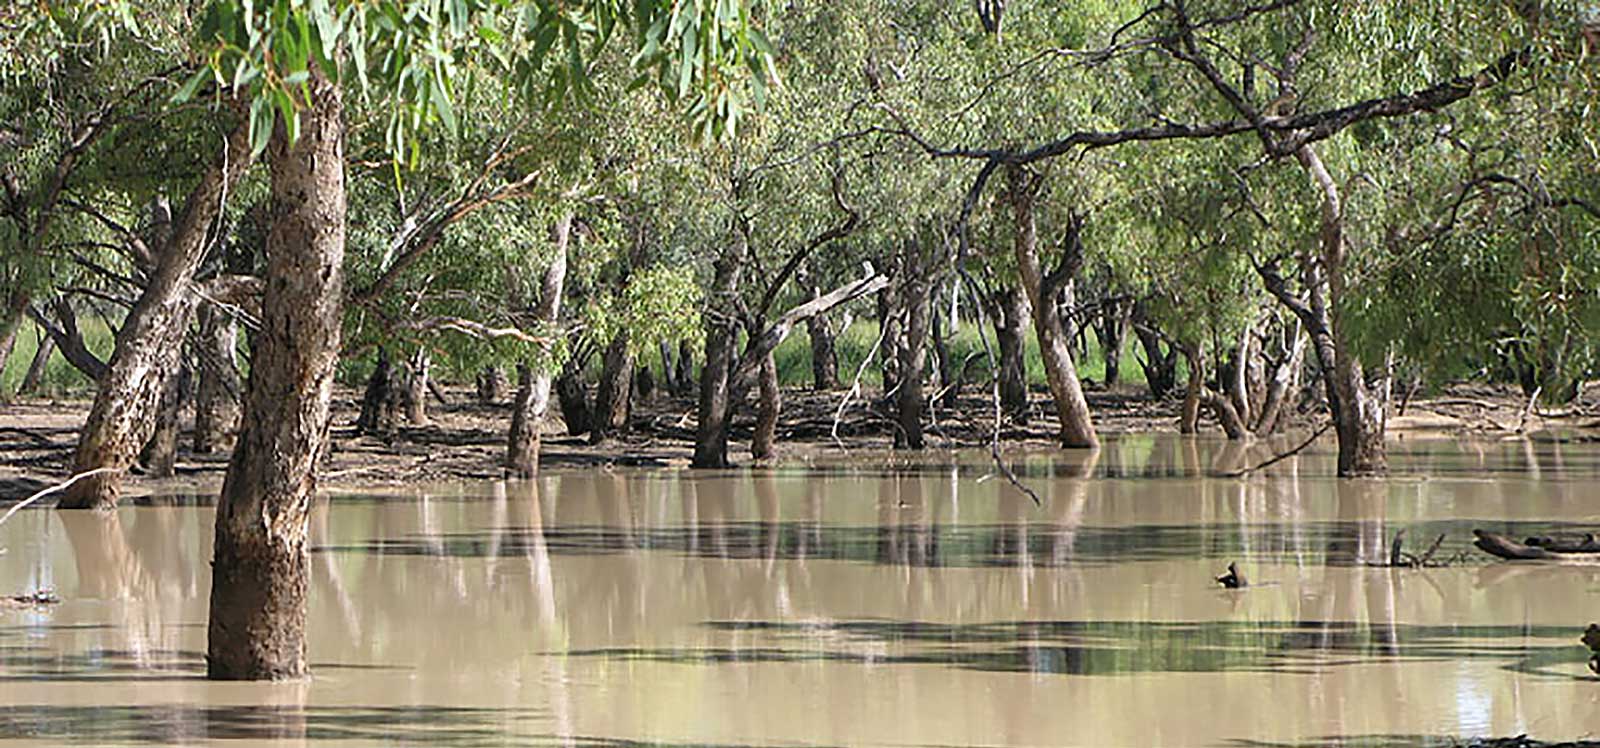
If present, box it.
[2,434,1599,747]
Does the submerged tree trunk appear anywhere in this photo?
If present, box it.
[1181,348,1203,435]
[692,246,744,469]
[1008,167,1097,448]
[140,360,190,477]
[994,285,1030,422]
[1255,327,1306,436]
[193,305,240,453]
[208,69,344,681]
[59,119,252,510]
[807,306,840,391]
[20,327,54,395]
[1295,145,1386,475]
[589,332,633,445]
[751,352,780,460]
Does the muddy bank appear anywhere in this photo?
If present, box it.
[1,381,1596,500]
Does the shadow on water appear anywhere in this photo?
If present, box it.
[564,619,1593,678]
[0,704,841,747]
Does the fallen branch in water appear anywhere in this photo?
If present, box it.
[0,467,121,529]
[1216,421,1331,478]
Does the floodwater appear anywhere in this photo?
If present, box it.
[2,434,1599,748]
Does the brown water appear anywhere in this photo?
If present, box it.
[2,434,1599,747]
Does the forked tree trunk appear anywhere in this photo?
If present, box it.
[896,272,932,449]
[589,332,633,445]
[1007,167,1097,448]
[1131,303,1178,400]
[751,352,780,460]
[405,350,429,426]
[59,119,253,510]
[994,285,1030,422]
[193,305,240,453]
[1255,328,1306,436]
[505,213,570,476]
[1296,145,1386,475]
[140,360,190,477]
[20,327,54,395]
[692,247,744,469]
[208,69,344,681]
[807,307,840,391]
[1202,388,1248,440]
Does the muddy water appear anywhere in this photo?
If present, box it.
[2,434,1599,747]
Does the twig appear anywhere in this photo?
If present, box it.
[0,468,121,529]
[1217,421,1331,478]
[831,322,890,448]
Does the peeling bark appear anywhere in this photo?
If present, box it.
[208,69,344,681]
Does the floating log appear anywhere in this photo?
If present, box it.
[1473,530,1600,563]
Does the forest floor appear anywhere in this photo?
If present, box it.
[1,380,1598,501]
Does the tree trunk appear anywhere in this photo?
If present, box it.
[59,119,252,510]
[807,306,841,391]
[1007,167,1097,448]
[931,295,957,408]
[1255,327,1306,436]
[20,326,54,395]
[589,332,633,445]
[1095,299,1128,387]
[896,272,932,449]
[505,363,539,476]
[140,360,190,477]
[751,352,780,460]
[404,350,429,426]
[505,212,570,475]
[193,305,241,453]
[1202,389,1248,440]
[555,369,592,436]
[1296,145,1386,476]
[476,367,507,405]
[0,292,29,394]
[876,281,900,404]
[1181,348,1203,435]
[1228,322,1254,426]
[208,69,344,681]
[657,340,678,394]
[674,338,696,397]
[356,349,401,438]
[692,246,745,469]
[994,285,1030,422]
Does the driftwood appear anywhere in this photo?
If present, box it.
[1473,529,1600,563]
[1584,624,1599,677]
[1215,562,1247,589]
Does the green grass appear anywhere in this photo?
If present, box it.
[1,317,116,399]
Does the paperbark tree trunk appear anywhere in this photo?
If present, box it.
[588,332,633,445]
[1007,167,1097,448]
[193,305,240,453]
[994,285,1030,422]
[59,119,252,510]
[208,69,344,681]
[19,327,54,395]
[692,246,744,469]
[751,352,780,460]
